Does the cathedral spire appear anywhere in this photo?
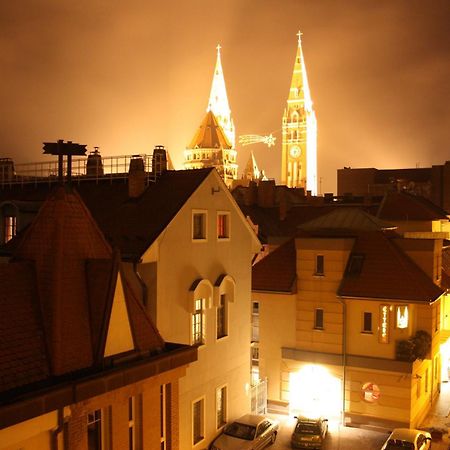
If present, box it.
[207,45,235,148]
[281,31,317,194]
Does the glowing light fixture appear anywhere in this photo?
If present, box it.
[239,134,276,148]
[379,305,390,343]
[289,365,341,418]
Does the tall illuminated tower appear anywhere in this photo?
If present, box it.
[281,31,317,193]
[207,45,236,148]
[184,45,238,187]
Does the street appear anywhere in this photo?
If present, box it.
[269,415,390,450]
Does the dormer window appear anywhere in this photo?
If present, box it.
[3,215,16,243]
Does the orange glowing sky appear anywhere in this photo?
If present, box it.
[1,1,449,193]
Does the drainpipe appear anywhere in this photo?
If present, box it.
[337,296,347,426]
[51,408,64,450]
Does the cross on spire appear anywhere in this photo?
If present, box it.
[216,44,221,53]
[297,30,303,46]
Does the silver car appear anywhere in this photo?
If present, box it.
[210,414,279,450]
[380,428,432,450]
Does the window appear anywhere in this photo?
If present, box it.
[160,384,171,450]
[425,369,429,393]
[396,306,408,329]
[362,312,372,333]
[192,299,205,345]
[3,215,16,243]
[192,398,204,445]
[88,409,103,450]
[217,212,230,240]
[314,308,324,330]
[315,255,324,276]
[192,211,207,240]
[416,376,422,398]
[251,301,259,342]
[251,343,260,384]
[216,386,227,429]
[217,294,227,339]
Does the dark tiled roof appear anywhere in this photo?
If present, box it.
[252,238,296,292]
[377,191,448,221]
[338,231,443,302]
[188,111,231,149]
[299,207,395,231]
[77,168,213,259]
[0,262,49,392]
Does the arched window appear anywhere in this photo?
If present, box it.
[214,275,236,340]
[188,279,214,345]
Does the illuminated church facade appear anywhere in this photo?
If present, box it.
[184,45,238,188]
[281,32,317,194]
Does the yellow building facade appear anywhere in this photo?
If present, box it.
[253,229,445,429]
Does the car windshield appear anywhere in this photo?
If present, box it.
[295,422,320,434]
[224,422,257,440]
[385,439,415,450]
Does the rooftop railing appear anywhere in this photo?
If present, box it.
[0,154,159,187]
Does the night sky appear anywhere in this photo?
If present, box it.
[1,0,449,193]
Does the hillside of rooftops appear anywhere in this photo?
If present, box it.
[0,141,169,187]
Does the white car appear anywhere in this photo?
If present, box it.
[210,414,279,450]
[380,428,432,450]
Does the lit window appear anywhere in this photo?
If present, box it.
[251,343,260,385]
[216,386,227,429]
[192,299,205,346]
[362,312,372,333]
[192,398,204,445]
[251,301,259,342]
[192,211,207,240]
[314,308,324,330]
[3,215,16,243]
[87,410,103,450]
[217,294,227,339]
[315,255,324,276]
[160,384,171,450]
[217,212,230,240]
[396,306,408,329]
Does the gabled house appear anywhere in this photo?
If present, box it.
[0,185,196,450]
[252,208,445,429]
[0,152,261,449]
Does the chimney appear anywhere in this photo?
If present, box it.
[257,179,276,207]
[128,155,146,198]
[86,147,104,178]
[152,145,168,178]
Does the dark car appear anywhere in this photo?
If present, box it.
[291,416,328,449]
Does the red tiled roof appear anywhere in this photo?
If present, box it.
[377,191,448,221]
[252,238,296,292]
[338,231,443,302]
[0,262,49,392]
[13,186,113,375]
[441,247,450,291]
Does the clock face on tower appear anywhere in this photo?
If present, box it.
[290,146,301,158]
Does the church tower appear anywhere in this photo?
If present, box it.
[207,45,235,148]
[281,32,317,194]
[184,45,238,188]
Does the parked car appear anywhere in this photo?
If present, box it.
[209,414,279,450]
[380,428,432,450]
[291,415,328,449]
